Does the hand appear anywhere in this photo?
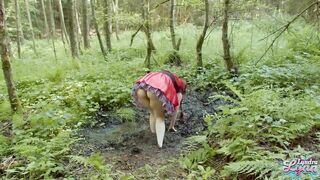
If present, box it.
[168,126,177,132]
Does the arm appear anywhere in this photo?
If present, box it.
[168,92,183,132]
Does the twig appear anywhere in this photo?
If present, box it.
[151,0,170,11]
[130,24,143,46]
[255,1,320,65]
[204,16,220,40]
[0,123,11,132]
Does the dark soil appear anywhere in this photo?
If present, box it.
[75,90,226,173]
[290,126,320,153]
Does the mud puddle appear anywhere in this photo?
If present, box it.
[76,90,225,173]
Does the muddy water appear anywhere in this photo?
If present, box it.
[77,90,225,172]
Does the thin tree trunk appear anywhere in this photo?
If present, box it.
[68,0,79,58]
[104,0,112,51]
[75,2,82,53]
[168,0,182,66]
[57,0,69,45]
[222,0,235,73]
[196,0,209,69]
[90,0,106,58]
[0,0,21,112]
[40,0,49,40]
[170,0,179,50]
[25,0,36,54]
[14,0,22,58]
[112,0,120,40]
[48,0,57,61]
[82,0,90,49]
[142,0,156,69]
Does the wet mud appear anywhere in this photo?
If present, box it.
[76,90,226,172]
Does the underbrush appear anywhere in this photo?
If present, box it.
[0,20,319,178]
[179,23,320,179]
[0,41,146,178]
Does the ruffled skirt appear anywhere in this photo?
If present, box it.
[131,82,175,114]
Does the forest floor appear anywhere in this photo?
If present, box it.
[74,90,225,176]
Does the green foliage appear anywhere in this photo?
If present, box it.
[221,160,280,178]
[115,107,136,122]
[185,21,320,179]
[179,143,216,179]
[69,153,112,179]
[0,134,10,155]
[0,100,11,121]
[1,6,320,179]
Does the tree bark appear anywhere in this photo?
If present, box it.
[112,0,120,40]
[75,1,82,53]
[82,0,90,49]
[90,0,106,58]
[48,0,57,61]
[170,0,180,51]
[142,0,156,69]
[67,0,79,58]
[0,0,21,112]
[196,0,209,69]
[14,0,22,58]
[57,0,69,45]
[168,0,182,66]
[104,0,112,51]
[25,0,36,54]
[222,0,235,73]
[40,0,49,40]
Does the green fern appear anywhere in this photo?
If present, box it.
[221,160,280,179]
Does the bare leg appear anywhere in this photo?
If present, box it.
[168,93,183,132]
[147,91,165,148]
[137,89,155,133]
[136,89,150,109]
[149,112,155,133]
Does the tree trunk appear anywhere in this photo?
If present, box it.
[14,0,22,58]
[222,0,236,73]
[104,0,112,51]
[67,0,79,58]
[170,0,179,51]
[142,0,156,69]
[57,0,69,45]
[90,0,106,58]
[75,1,82,53]
[82,0,90,49]
[25,0,36,55]
[48,0,57,61]
[0,0,21,112]
[112,0,120,40]
[40,0,49,40]
[196,0,209,69]
[168,0,182,66]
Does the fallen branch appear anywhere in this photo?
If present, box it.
[130,24,143,46]
[256,1,320,65]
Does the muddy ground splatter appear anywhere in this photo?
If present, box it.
[75,90,225,173]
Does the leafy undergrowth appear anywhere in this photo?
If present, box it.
[179,25,320,179]
[0,20,319,179]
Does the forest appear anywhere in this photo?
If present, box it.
[0,0,319,179]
